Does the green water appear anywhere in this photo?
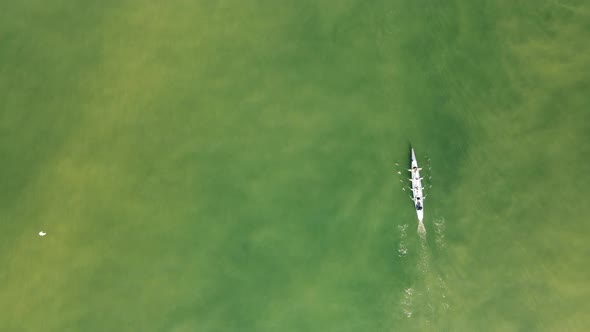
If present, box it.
[1,1,589,331]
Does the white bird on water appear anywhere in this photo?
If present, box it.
[38,231,46,237]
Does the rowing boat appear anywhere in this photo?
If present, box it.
[409,148,424,222]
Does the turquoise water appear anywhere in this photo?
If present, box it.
[1,1,589,331]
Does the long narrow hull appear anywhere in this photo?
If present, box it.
[409,148,424,222]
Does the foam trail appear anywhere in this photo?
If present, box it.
[438,276,450,311]
[417,226,430,274]
[414,221,433,321]
[417,220,426,239]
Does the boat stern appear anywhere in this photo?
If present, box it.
[417,209,424,222]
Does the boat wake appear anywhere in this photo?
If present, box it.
[400,287,415,318]
[433,216,446,250]
[396,217,450,322]
[397,224,409,257]
[432,215,449,311]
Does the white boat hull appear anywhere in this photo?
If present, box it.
[409,148,425,222]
